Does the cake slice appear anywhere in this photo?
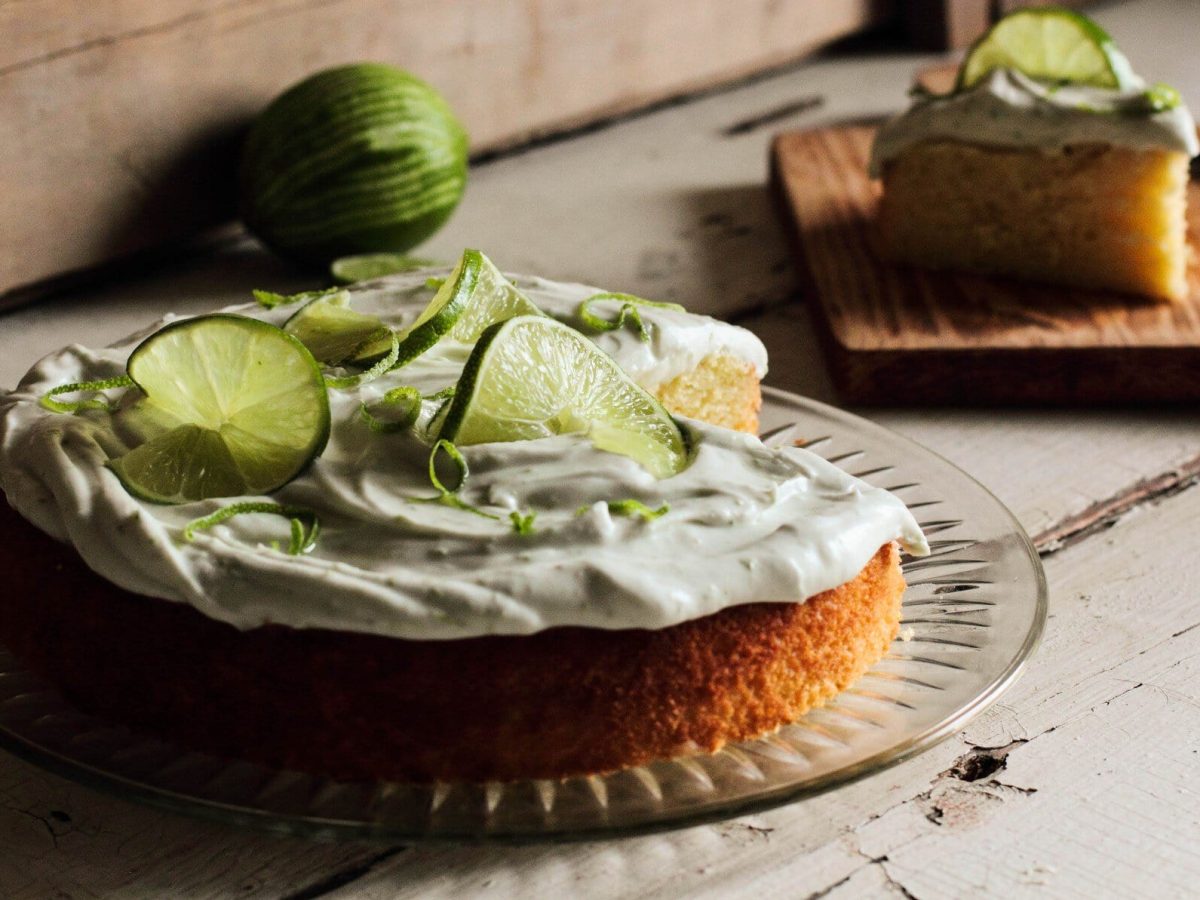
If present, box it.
[870,9,1198,302]
[0,256,926,783]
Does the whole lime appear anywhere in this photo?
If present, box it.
[239,63,468,266]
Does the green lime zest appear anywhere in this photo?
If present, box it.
[609,499,669,520]
[415,439,499,520]
[358,249,541,371]
[425,276,447,291]
[324,331,400,389]
[183,502,320,555]
[360,385,422,433]
[577,293,685,343]
[1132,83,1182,113]
[577,499,669,520]
[365,249,482,369]
[253,286,341,310]
[40,375,135,413]
[331,253,442,284]
[509,509,537,535]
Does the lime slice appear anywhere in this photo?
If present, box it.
[284,289,387,364]
[439,316,688,479]
[110,314,331,503]
[353,248,542,365]
[958,8,1136,90]
[331,253,440,284]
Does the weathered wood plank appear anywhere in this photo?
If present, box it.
[0,0,892,296]
[1,2,1198,894]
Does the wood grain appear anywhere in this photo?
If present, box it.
[0,0,891,300]
[770,124,1200,405]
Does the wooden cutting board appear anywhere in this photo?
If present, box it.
[769,124,1200,405]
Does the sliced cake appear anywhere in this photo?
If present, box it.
[871,9,1198,302]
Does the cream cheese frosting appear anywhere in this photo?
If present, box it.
[870,68,1199,176]
[0,271,926,641]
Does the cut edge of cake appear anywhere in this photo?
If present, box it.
[878,139,1191,303]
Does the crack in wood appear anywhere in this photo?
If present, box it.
[872,857,919,900]
[279,847,405,900]
[0,0,358,79]
[721,95,825,137]
[1033,457,1200,556]
[804,870,854,899]
[944,740,1027,783]
[1171,621,1200,639]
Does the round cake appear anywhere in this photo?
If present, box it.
[0,262,926,783]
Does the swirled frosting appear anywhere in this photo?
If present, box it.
[871,68,1199,176]
[0,271,926,640]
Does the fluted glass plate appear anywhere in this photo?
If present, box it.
[0,388,1046,841]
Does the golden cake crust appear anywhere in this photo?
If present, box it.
[0,502,903,782]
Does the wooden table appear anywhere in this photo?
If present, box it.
[3,1,1198,895]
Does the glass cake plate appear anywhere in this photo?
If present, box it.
[0,387,1046,841]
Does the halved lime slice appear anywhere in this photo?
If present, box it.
[284,289,388,364]
[331,253,440,284]
[958,8,1135,90]
[353,248,542,365]
[110,314,331,503]
[439,316,688,479]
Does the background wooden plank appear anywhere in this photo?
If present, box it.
[0,0,894,298]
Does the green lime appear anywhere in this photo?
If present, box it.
[958,8,1135,90]
[439,315,688,479]
[353,248,541,365]
[284,289,387,364]
[239,63,468,266]
[331,253,441,284]
[110,315,331,503]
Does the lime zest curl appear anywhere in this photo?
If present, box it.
[577,293,685,343]
[578,499,670,521]
[253,286,342,310]
[416,439,499,520]
[360,385,422,434]
[609,499,670,520]
[183,502,320,555]
[324,330,400,389]
[40,375,136,413]
[509,509,537,535]
[1135,82,1182,113]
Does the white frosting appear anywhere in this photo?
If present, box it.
[0,272,926,641]
[871,68,1199,175]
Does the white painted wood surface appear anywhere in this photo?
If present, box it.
[2,1,1199,896]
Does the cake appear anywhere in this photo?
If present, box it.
[0,261,927,783]
[870,16,1199,302]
